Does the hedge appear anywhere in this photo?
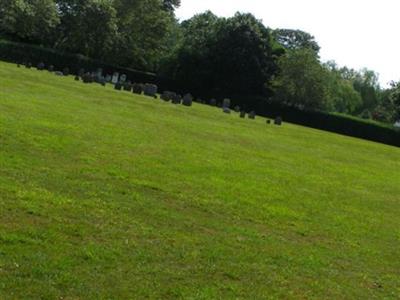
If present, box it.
[249,98,400,148]
[0,39,179,92]
[0,39,399,147]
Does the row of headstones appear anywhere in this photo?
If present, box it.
[212,98,283,125]
[18,62,283,124]
[18,61,71,76]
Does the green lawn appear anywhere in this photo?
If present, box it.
[0,61,399,299]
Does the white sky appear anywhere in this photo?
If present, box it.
[176,0,400,87]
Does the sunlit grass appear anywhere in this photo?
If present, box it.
[1,61,399,299]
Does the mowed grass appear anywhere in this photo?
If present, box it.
[0,61,399,299]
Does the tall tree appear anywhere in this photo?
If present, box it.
[273,29,320,54]
[272,49,331,111]
[0,0,59,44]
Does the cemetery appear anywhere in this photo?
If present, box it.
[0,60,400,299]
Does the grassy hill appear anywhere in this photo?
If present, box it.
[0,61,399,299]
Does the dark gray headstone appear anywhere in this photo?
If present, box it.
[37,62,45,70]
[55,71,63,76]
[274,116,282,125]
[172,94,182,104]
[161,91,174,101]
[266,119,271,124]
[25,63,32,69]
[240,111,246,118]
[63,67,70,76]
[182,93,193,106]
[132,83,143,94]
[143,84,158,97]
[209,99,217,106]
[120,74,127,83]
[74,75,80,81]
[82,73,93,83]
[78,68,85,77]
[48,65,54,72]
[223,107,231,114]
[114,82,122,90]
[248,111,256,119]
[123,81,132,92]
[234,105,240,112]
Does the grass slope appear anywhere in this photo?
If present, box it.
[0,61,399,299]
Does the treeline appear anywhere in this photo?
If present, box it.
[0,1,399,123]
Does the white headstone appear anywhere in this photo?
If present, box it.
[111,72,119,84]
[394,121,400,128]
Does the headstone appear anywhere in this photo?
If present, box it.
[223,98,231,109]
[78,68,85,77]
[123,81,132,92]
[48,65,54,72]
[274,116,282,125]
[248,111,256,119]
[171,94,182,104]
[143,84,158,97]
[55,71,63,76]
[17,63,21,68]
[74,75,80,81]
[82,72,93,83]
[111,72,119,84]
[120,74,127,83]
[96,68,103,79]
[100,77,106,86]
[25,63,32,69]
[234,105,240,112]
[240,111,246,118]
[114,82,122,90]
[37,62,45,70]
[132,83,143,94]
[182,93,193,106]
[105,75,112,82]
[209,99,217,106]
[223,107,231,114]
[63,67,70,76]
[266,119,271,124]
[161,91,174,101]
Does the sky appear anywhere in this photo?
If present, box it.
[176,0,400,87]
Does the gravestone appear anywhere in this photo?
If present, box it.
[100,77,106,86]
[48,65,54,72]
[234,105,240,112]
[55,71,63,76]
[132,83,143,94]
[240,111,246,118]
[143,84,158,97]
[114,82,122,90]
[63,67,70,76]
[25,63,32,69]
[172,94,182,104]
[123,81,132,92]
[105,75,112,82]
[78,68,85,77]
[96,68,103,80]
[161,91,172,101]
[223,98,231,109]
[120,74,127,83]
[223,107,231,114]
[248,111,256,119]
[266,119,271,124]
[274,116,282,125]
[37,62,45,70]
[209,99,217,106]
[82,73,93,83]
[182,94,193,106]
[111,72,119,84]
[74,75,80,81]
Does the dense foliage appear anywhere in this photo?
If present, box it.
[0,1,398,124]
